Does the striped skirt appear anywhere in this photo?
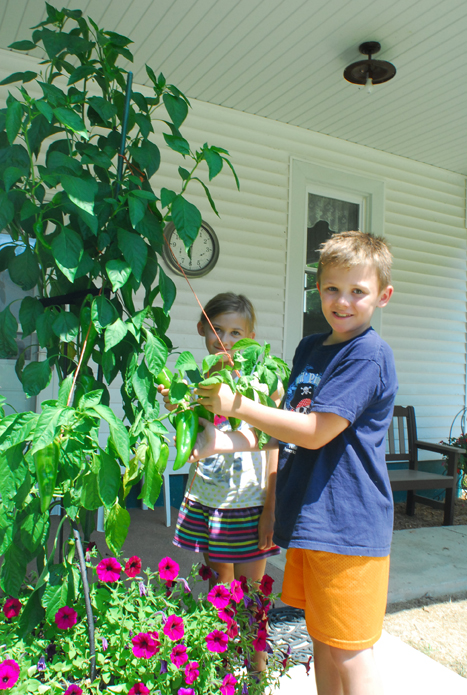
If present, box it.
[173,497,281,563]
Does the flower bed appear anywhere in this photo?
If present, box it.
[0,554,290,694]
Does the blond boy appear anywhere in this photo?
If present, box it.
[194,231,397,695]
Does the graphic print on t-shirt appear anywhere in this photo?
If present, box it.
[285,368,322,413]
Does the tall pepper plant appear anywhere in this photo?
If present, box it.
[0,2,242,627]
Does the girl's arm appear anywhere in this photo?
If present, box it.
[189,417,278,462]
[195,383,349,450]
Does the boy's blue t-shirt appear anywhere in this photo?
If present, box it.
[273,327,398,557]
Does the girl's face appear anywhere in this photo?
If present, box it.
[197,312,255,356]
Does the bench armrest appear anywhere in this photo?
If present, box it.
[416,440,466,456]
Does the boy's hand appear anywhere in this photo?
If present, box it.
[157,383,177,412]
[195,383,239,418]
[188,417,222,462]
[258,506,275,550]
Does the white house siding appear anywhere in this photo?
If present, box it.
[0,49,466,447]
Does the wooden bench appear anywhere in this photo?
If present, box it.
[387,405,466,525]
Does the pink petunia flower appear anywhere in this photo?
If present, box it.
[259,574,274,596]
[184,661,200,685]
[0,660,20,690]
[125,556,142,578]
[2,598,21,619]
[55,606,78,630]
[226,619,239,639]
[220,674,237,695]
[178,689,195,695]
[218,605,236,623]
[170,644,188,668]
[128,683,150,695]
[64,686,82,695]
[253,634,267,652]
[198,564,213,580]
[205,629,229,653]
[230,579,244,604]
[96,557,121,583]
[131,632,160,659]
[158,556,179,581]
[239,575,249,593]
[207,584,231,609]
[163,614,184,641]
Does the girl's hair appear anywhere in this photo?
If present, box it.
[317,230,392,290]
[200,292,256,331]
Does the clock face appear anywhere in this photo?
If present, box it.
[162,222,219,278]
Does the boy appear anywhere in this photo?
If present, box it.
[192,231,397,695]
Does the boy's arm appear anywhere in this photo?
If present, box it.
[196,383,349,450]
[258,448,278,550]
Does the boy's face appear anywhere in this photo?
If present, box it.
[197,312,255,355]
[317,263,393,344]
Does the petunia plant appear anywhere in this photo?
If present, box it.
[0,553,291,694]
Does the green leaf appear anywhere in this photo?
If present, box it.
[52,311,79,342]
[87,96,118,123]
[17,589,45,637]
[6,98,22,144]
[105,318,128,352]
[105,259,132,292]
[193,177,219,216]
[223,156,240,190]
[140,443,162,509]
[163,133,190,156]
[80,472,101,510]
[57,374,74,406]
[20,498,49,554]
[38,81,67,108]
[0,306,18,358]
[105,503,130,555]
[22,361,52,398]
[136,211,163,248]
[51,227,83,282]
[0,190,15,229]
[0,71,37,86]
[8,247,40,291]
[42,574,69,622]
[0,245,16,272]
[61,174,97,215]
[138,139,160,179]
[67,65,96,86]
[91,296,117,334]
[0,412,37,451]
[117,228,147,282]
[98,449,121,509]
[175,351,199,374]
[135,113,153,138]
[78,389,103,410]
[54,107,88,139]
[91,404,129,466]
[36,310,56,348]
[163,93,189,129]
[8,40,37,51]
[158,266,176,315]
[30,405,64,454]
[144,332,168,377]
[4,166,26,191]
[171,195,202,251]
[128,194,146,229]
[0,542,27,597]
[160,188,177,209]
[202,145,224,180]
[35,100,54,122]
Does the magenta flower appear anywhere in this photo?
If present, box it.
[131,632,160,659]
[253,634,267,651]
[178,689,195,695]
[96,557,121,583]
[55,606,78,630]
[125,556,142,578]
[230,579,244,604]
[207,584,231,609]
[163,614,184,641]
[218,605,236,623]
[170,644,188,668]
[198,564,213,580]
[205,629,229,653]
[0,660,20,690]
[102,637,108,652]
[128,683,150,695]
[259,574,274,596]
[239,575,249,593]
[2,598,21,619]
[184,661,200,685]
[220,674,237,695]
[64,686,82,695]
[158,556,179,581]
[226,619,239,638]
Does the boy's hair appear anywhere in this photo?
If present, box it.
[200,292,256,331]
[317,231,392,290]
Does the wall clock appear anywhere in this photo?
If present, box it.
[162,221,220,278]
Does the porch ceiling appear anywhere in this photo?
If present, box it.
[1,0,467,175]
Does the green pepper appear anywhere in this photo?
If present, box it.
[195,403,215,424]
[34,440,60,513]
[155,367,173,389]
[156,441,170,474]
[173,409,198,471]
[228,417,241,431]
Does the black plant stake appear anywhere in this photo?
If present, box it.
[72,522,96,681]
[115,71,134,199]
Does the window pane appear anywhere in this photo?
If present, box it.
[303,193,360,337]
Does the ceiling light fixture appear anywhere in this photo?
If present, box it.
[343,41,396,94]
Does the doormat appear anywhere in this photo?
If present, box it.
[268,607,313,664]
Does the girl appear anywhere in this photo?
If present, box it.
[162,293,280,670]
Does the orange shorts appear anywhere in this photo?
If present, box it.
[281,548,390,650]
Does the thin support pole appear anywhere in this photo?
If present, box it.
[72,521,96,682]
[115,71,133,199]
